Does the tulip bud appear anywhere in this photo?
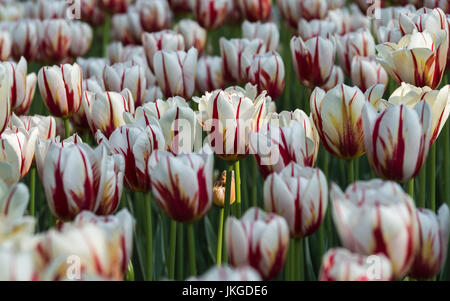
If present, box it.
[189,265,262,281]
[77,58,108,81]
[2,57,28,111]
[69,21,93,58]
[242,21,279,52]
[154,48,198,99]
[297,19,336,40]
[336,30,375,76]
[331,179,419,279]
[299,0,328,20]
[0,31,11,61]
[142,30,185,72]
[10,114,56,141]
[424,1,449,14]
[40,19,71,62]
[149,146,213,223]
[276,0,302,28]
[98,0,132,13]
[174,19,207,55]
[80,0,106,26]
[189,0,229,30]
[351,56,388,93]
[136,0,172,33]
[196,56,225,94]
[144,86,163,104]
[10,20,39,62]
[326,5,370,35]
[213,170,235,207]
[290,36,336,88]
[319,248,393,281]
[13,73,37,116]
[226,207,289,280]
[248,51,285,99]
[0,64,11,135]
[38,63,83,118]
[111,13,139,45]
[236,0,272,22]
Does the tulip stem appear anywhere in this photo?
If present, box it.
[124,260,134,281]
[347,160,354,185]
[145,192,153,281]
[251,158,258,207]
[168,220,177,280]
[63,118,70,139]
[444,122,450,207]
[234,161,241,218]
[419,167,426,208]
[176,225,184,280]
[429,144,436,211]
[216,207,225,267]
[295,238,304,281]
[102,12,111,57]
[187,223,197,276]
[29,167,36,216]
[408,178,414,199]
[222,163,233,263]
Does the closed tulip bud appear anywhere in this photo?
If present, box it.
[297,19,336,40]
[77,58,108,81]
[189,265,262,281]
[97,123,165,192]
[377,30,448,89]
[276,0,302,28]
[174,19,207,55]
[362,100,432,182]
[264,163,327,238]
[0,64,11,135]
[98,0,132,13]
[83,89,135,138]
[248,51,285,99]
[319,248,393,281]
[290,36,336,88]
[409,204,450,279]
[142,30,185,72]
[331,180,419,279]
[299,0,328,21]
[336,30,376,76]
[69,22,93,58]
[111,13,139,45]
[424,0,449,14]
[40,19,71,62]
[38,63,83,118]
[0,31,11,61]
[226,207,289,280]
[1,58,24,111]
[189,0,229,30]
[80,0,106,26]
[196,56,225,94]
[11,20,39,62]
[351,56,388,93]
[0,175,30,236]
[388,83,450,146]
[213,170,235,207]
[154,48,198,99]
[326,5,370,35]
[321,65,344,92]
[149,146,213,222]
[13,73,37,116]
[310,84,366,160]
[220,38,266,84]
[135,0,172,33]
[236,0,271,22]
[10,114,56,140]
[242,21,279,52]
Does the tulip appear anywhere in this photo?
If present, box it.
[409,204,450,279]
[236,0,272,22]
[297,19,337,40]
[196,56,226,94]
[38,63,83,118]
[0,180,30,225]
[0,31,11,61]
[98,0,132,14]
[144,86,163,104]
[319,248,393,281]
[80,0,106,26]
[154,48,198,99]
[102,62,146,108]
[189,0,229,30]
[82,89,134,139]
[195,84,267,161]
[39,19,71,62]
[0,248,37,281]
[168,0,191,12]
[2,57,32,111]
[290,35,336,88]
[397,8,448,38]
[0,139,21,186]
[264,163,327,238]
[135,0,172,33]
[376,26,403,44]
[331,179,419,278]
[13,73,37,117]
[248,51,285,99]
[189,265,262,281]
[213,170,236,207]
[149,146,213,223]
[326,5,370,35]
[310,84,366,160]
[10,114,56,140]
[326,0,344,9]
[276,0,302,28]
[299,0,328,21]
[335,30,376,76]
[77,58,108,81]
[96,123,165,192]
[226,207,289,280]
[69,21,93,58]
[0,64,11,135]
[388,83,450,146]
[142,30,185,72]
[362,100,432,182]
[220,38,266,84]
[111,13,139,45]
[351,56,388,93]
[10,20,39,62]
[424,0,449,14]
[242,21,279,52]
[174,19,207,55]
[376,30,448,89]
[321,65,344,92]
[36,0,66,19]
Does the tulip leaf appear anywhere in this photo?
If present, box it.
[204,216,217,264]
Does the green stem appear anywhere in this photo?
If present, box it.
[234,161,241,218]
[124,260,134,281]
[144,193,153,281]
[347,160,354,185]
[222,163,233,263]
[251,158,258,207]
[289,239,295,281]
[176,225,184,280]
[187,223,197,276]
[444,122,450,208]
[354,157,359,181]
[429,144,436,211]
[103,12,111,57]
[29,167,36,216]
[216,207,225,267]
[408,178,414,199]
[168,220,177,279]
[295,238,304,281]
[63,118,70,139]
[419,167,426,208]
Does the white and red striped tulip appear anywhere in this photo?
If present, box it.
[142,30,185,72]
[0,248,38,281]
[376,30,448,89]
[362,100,432,182]
[351,56,388,93]
[242,21,279,52]
[297,19,337,40]
[236,0,272,22]
[377,26,403,44]
[13,72,37,116]
[174,19,207,55]
[153,48,198,99]
[248,51,285,99]
[299,0,328,21]
[310,84,366,160]
[336,30,376,76]
[135,0,172,33]
[36,0,66,19]
[388,83,450,146]
[319,248,393,281]
[0,140,21,186]
[10,20,40,62]
[39,19,71,62]
[10,114,56,140]
[149,146,213,223]
[189,265,262,281]
[0,180,30,226]
[82,89,134,139]
[196,56,226,94]
[331,179,419,279]
[276,0,302,28]
[397,8,448,38]
[77,58,108,81]
[220,38,266,84]
[264,163,327,238]
[96,122,165,192]
[111,13,138,45]
[0,64,10,135]
[226,207,289,280]
[290,35,336,88]
[80,0,106,26]
[424,0,449,14]
[189,0,229,30]
[144,86,164,104]
[326,5,370,35]
[0,31,11,61]
[409,204,450,279]
[98,0,132,13]
[69,21,93,58]
[320,65,344,92]
[38,63,83,118]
